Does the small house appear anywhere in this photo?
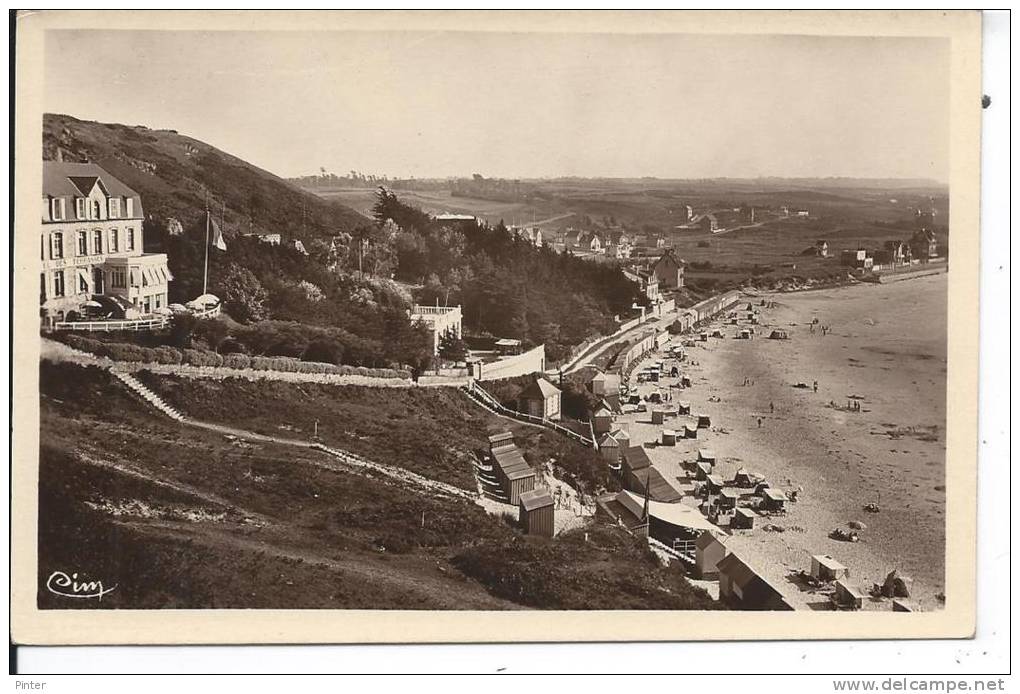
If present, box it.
[592,406,614,435]
[732,507,756,530]
[620,446,653,492]
[661,429,677,446]
[810,555,849,582]
[518,487,555,538]
[517,377,562,421]
[694,532,728,580]
[697,449,716,464]
[717,553,794,611]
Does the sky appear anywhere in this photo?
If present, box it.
[43,30,950,182]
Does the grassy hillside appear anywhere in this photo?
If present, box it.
[43,113,368,243]
[38,362,716,610]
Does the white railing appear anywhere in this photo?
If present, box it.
[462,381,595,447]
[51,303,220,332]
[410,305,461,316]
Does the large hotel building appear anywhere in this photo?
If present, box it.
[40,162,172,323]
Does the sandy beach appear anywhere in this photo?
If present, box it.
[619,273,948,610]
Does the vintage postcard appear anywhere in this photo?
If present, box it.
[11,10,982,644]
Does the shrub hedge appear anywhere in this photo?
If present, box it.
[54,334,411,379]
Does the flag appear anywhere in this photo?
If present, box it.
[209,215,227,251]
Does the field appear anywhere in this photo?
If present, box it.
[38,362,717,610]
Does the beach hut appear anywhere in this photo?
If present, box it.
[718,488,740,510]
[613,427,631,447]
[680,376,692,388]
[734,469,754,487]
[518,487,555,538]
[761,488,788,513]
[651,409,667,425]
[769,329,789,340]
[695,532,728,579]
[684,423,699,439]
[706,474,725,495]
[699,332,709,342]
[738,329,752,340]
[711,329,724,338]
[661,429,677,446]
[592,406,614,435]
[695,462,713,481]
[732,507,756,530]
[892,599,914,612]
[492,444,536,506]
[517,377,562,421]
[717,553,794,611]
[697,449,716,464]
[811,555,850,582]
[833,580,864,610]
[488,431,516,453]
[634,468,684,503]
[598,432,622,464]
[590,372,621,397]
[696,414,712,429]
[677,401,691,415]
[620,446,653,492]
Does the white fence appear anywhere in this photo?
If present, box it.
[473,344,547,382]
[52,303,221,332]
[462,381,595,447]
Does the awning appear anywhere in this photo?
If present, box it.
[129,268,141,287]
[76,268,91,292]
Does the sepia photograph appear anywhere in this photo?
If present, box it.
[11,9,984,649]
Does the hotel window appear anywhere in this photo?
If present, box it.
[92,200,102,220]
[110,229,119,253]
[93,229,103,255]
[75,198,85,219]
[50,198,65,221]
[108,198,120,218]
[51,232,64,260]
[40,273,46,301]
[126,228,135,251]
[77,230,88,256]
[126,199,134,217]
[53,270,65,298]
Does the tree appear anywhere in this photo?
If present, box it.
[215,263,268,323]
[437,330,469,363]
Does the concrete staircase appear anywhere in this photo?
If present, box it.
[114,371,187,422]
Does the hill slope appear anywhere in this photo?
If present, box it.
[42,113,368,244]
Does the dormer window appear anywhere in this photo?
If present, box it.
[108,198,121,218]
[91,200,102,220]
[125,199,134,217]
[51,198,65,220]
[75,198,85,219]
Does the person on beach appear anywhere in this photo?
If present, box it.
[770,401,774,413]
[813,380,818,393]
[757,417,763,428]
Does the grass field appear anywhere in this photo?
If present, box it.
[38,362,717,610]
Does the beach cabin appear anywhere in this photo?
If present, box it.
[706,474,725,495]
[892,599,914,612]
[677,401,691,415]
[718,488,740,511]
[811,555,849,582]
[695,462,713,481]
[697,449,716,465]
[517,377,562,421]
[613,427,631,448]
[615,490,718,554]
[680,376,692,388]
[738,329,752,340]
[635,468,684,503]
[833,580,864,611]
[697,414,712,429]
[518,487,555,538]
[661,429,677,446]
[598,432,622,464]
[734,469,754,487]
[769,329,789,340]
[732,507,756,530]
[651,409,668,425]
[684,423,699,439]
[590,371,620,397]
[695,532,728,580]
[620,446,653,492]
[717,553,795,611]
[592,406,614,435]
[495,338,523,356]
[492,444,536,506]
[761,488,788,513]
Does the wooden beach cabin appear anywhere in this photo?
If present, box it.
[677,401,691,415]
[717,553,795,611]
[592,406,614,435]
[599,432,622,464]
[761,488,788,513]
[695,532,728,579]
[697,449,717,464]
[695,462,713,481]
[661,429,677,446]
[833,580,864,611]
[697,414,712,428]
[811,555,849,582]
[732,507,756,530]
[491,439,536,506]
[684,422,699,439]
[518,487,555,538]
[620,446,653,492]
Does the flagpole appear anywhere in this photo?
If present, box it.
[203,208,210,296]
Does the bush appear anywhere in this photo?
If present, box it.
[152,346,183,365]
[222,353,251,369]
[96,343,149,363]
[181,349,223,368]
[62,334,104,354]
